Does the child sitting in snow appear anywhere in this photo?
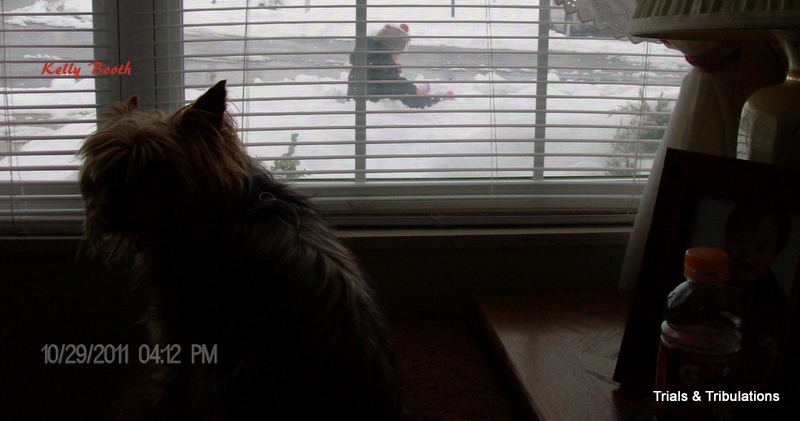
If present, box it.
[347,24,452,109]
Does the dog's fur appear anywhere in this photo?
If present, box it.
[79,81,400,420]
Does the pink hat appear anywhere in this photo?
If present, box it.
[376,24,410,52]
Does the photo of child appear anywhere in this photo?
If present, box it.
[689,197,800,392]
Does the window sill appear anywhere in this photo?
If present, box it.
[0,225,631,252]
[338,225,631,250]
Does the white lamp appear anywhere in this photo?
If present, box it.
[628,0,800,41]
[627,0,800,168]
[737,30,800,167]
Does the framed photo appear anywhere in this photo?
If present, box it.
[614,148,800,396]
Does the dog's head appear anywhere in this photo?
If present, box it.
[79,80,251,258]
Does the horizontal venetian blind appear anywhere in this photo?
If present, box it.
[0,0,689,234]
[160,0,688,224]
[0,0,118,235]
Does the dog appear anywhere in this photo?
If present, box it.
[78,80,400,420]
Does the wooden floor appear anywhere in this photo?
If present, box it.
[478,292,650,421]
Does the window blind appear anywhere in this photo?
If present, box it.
[0,0,118,235]
[1,0,689,234]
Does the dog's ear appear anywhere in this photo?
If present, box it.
[103,95,139,119]
[190,80,227,129]
[124,95,139,111]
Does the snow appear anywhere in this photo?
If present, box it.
[3,0,92,28]
[1,0,687,181]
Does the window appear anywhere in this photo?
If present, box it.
[1,0,689,234]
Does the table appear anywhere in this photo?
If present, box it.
[478,292,650,421]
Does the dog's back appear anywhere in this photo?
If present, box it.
[80,81,400,420]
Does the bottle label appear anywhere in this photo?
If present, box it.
[654,341,739,420]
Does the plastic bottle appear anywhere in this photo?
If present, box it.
[654,247,742,421]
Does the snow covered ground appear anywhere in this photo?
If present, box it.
[1,0,687,181]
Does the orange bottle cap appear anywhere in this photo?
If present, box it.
[684,247,729,283]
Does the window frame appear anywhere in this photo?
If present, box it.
[0,0,690,235]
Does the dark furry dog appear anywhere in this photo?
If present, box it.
[78,81,400,420]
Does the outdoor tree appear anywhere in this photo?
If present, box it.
[270,133,304,179]
[606,90,671,175]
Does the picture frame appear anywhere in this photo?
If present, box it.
[614,148,800,397]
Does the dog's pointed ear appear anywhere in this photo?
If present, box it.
[125,95,139,111]
[190,80,227,129]
[104,95,139,119]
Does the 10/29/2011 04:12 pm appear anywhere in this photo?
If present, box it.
[40,343,217,365]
